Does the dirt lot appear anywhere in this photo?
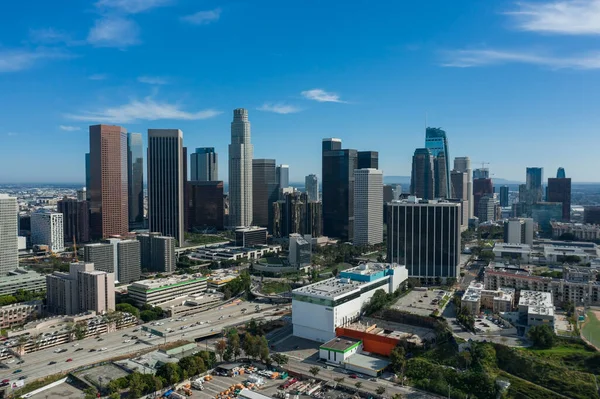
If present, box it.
[73,363,130,388]
[29,381,85,399]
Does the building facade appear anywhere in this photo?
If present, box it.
[31,210,64,253]
[305,174,319,202]
[357,151,379,170]
[252,159,278,228]
[127,132,144,228]
[147,129,185,245]
[453,157,473,219]
[191,147,218,182]
[504,218,534,245]
[473,178,493,219]
[532,202,563,235]
[584,206,600,225]
[500,186,509,207]
[0,194,19,275]
[137,233,176,273]
[387,198,461,280]
[425,127,451,198]
[188,181,224,231]
[277,164,290,190]
[547,177,571,222]
[57,197,90,244]
[128,275,208,306]
[478,196,496,222]
[235,227,267,247]
[410,148,434,200]
[353,169,383,246]
[89,124,129,239]
[450,170,469,226]
[228,108,254,228]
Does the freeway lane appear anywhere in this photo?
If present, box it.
[0,301,288,385]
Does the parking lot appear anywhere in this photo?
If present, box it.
[187,371,284,399]
[73,363,129,388]
[393,289,450,316]
[474,316,505,334]
[29,380,85,398]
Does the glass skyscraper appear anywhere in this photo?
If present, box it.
[127,132,144,227]
[425,127,451,197]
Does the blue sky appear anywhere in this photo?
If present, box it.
[1,0,600,183]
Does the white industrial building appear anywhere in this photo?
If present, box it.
[292,262,408,342]
[518,290,554,327]
[31,209,64,253]
[354,168,383,246]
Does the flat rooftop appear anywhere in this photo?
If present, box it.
[345,353,390,372]
[130,275,208,291]
[519,290,553,308]
[320,336,361,352]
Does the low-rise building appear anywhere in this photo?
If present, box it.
[461,283,483,315]
[0,269,46,296]
[552,222,600,241]
[128,275,208,306]
[292,262,408,342]
[518,290,554,327]
[189,244,281,263]
[319,336,362,365]
[235,227,267,247]
[289,233,311,268]
[0,301,42,329]
[493,243,531,262]
[460,282,515,315]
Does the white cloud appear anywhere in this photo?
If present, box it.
[87,17,140,48]
[441,48,600,69]
[301,88,346,103]
[257,103,302,114]
[66,97,222,123]
[0,48,71,73]
[29,28,74,45]
[89,74,108,80]
[7,132,18,136]
[59,125,81,131]
[138,76,168,85]
[506,0,600,35]
[95,0,172,14]
[181,9,221,25]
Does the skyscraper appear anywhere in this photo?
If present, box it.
[252,159,278,228]
[500,186,509,207]
[89,124,129,239]
[58,197,90,244]
[357,151,379,170]
[526,167,544,203]
[305,174,318,202]
[147,129,185,245]
[473,178,493,218]
[450,170,468,226]
[354,169,383,246]
[228,109,254,228]
[557,167,566,179]
[322,138,357,241]
[189,181,224,231]
[473,168,490,179]
[387,198,461,280]
[136,233,176,273]
[31,210,65,253]
[547,170,571,222]
[454,157,473,219]
[85,153,91,201]
[276,164,290,190]
[410,148,434,200]
[127,132,144,228]
[425,127,450,197]
[0,194,18,275]
[191,147,218,182]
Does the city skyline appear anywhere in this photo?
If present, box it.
[2,1,600,183]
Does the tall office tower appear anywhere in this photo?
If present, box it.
[473,178,493,218]
[584,207,600,225]
[84,242,114,274]
[191,147,218,182]
[322,138,357,241]
[276,164,290,189]
[0,194,18,275]
[477,196,496,222]
[557,167,566,179]
[353,169,383,246]
[410,148,434,200]
[116,240,141,283]
[387,198,461,280]
[500,186,509,207]
[305,201,323,238]
[305,174,319,202]
[526,167,544,203]
[127,132,144,228]
[76,188,86,202]
[136,233,175,273]
[31,210,64,253]
[450,170,469,226]
[473,168,490,179]
[46,262,115,316]
[189,181,225,231]
[425,127,450,197]
[357,151,379,169]
[229,109,254,228]
[547,171,571,222]
[85,153,91,201]
[57,197,90,244]
[147,129,185,245]
[504,218,534,245]
[454,157,473,219]
[252,159,278,228]
[89,124,129,239]
[383,185,394,222]
[271,192,322,238]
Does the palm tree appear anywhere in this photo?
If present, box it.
[354,382,362,390]
[309,366,320,378]
[376,386,386,395]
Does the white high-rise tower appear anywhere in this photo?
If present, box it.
[0,194,18,275]
[228,108,254,228]
[354,168,383,246]
[454,157,473,220]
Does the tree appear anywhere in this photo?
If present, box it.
[528,324,555,349]
[227,328,241,360]
[243,333,259,360]
[109,393,120,399]
[258,335,270,364]
[334,377,345,383]
[355,382,362,390]
[271,353,289,368]
[115,303,140,318]
[389,346,406,373]
[478,250,495,262]
[214,338,227,361]
[128,372,146,399]
[376,386,386,395]
[84,386,98,399]
[156,363,181,385]
[309,366,321,378]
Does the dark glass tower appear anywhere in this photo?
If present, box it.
[557,167,566,179]
[548,169,571,222]
[500,185,509,207]
[127,133,144,228]
[410,148,434,200]
[191,147,218,182]
[252,159,278,228]
[322,138,357,241]
[357,151,379,169]
[425,127,451,197]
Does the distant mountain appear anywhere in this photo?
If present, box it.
[384,176,411,185]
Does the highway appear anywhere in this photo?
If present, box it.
[0,301,289,385]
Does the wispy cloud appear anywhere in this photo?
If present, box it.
[257,103,302,114]
[87,17,140,48]
[89,73,108,80]
[29,28,78,45]
[59,125,81,131]
[441,48,600,69]
[301,89,346,103]
[181,9,222,25]
[95,0,172,14]
[66,97,222,123]
[506,0,600,35]
[0,48,71,73]
[6,132,18,137]
[138,76,168,85]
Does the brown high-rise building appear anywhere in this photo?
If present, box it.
[57,197,90,244]
[189,181,224,231]
[89,125,129,239]
[547,178,571,221]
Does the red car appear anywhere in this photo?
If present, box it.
[1,379,9,384]
[349,374,358,379]
[66,358,73,362]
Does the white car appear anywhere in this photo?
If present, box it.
[6,359,14,364]
[100,347,108,351]
[72,344,79,347]
[124,340,131,343]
